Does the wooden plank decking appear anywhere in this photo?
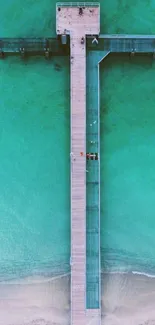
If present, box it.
[56,4,100,325]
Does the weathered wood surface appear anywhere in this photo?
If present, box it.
[57,4,100,325]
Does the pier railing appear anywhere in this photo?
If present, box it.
[56,2,100,7]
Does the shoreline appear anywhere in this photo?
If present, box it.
[0,272,155,324]
[1,268,155,285]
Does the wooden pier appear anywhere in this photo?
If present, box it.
[56,3,100,325]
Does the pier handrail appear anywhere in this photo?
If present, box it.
[56,2,100,7]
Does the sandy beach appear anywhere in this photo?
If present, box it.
[0,274,70,325]
[102,272,155,325]
[0,272,155,325]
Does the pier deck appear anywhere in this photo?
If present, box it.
[56,3,100,325]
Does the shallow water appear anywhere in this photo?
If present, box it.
[1,0,155,323]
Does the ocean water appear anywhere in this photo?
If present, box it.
[1,0,155,324]
[0,55,70,280]
[100,54,155,275]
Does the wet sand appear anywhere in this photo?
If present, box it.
[102,272,155,325]
[0,274,70,325]
[0,272,155,325]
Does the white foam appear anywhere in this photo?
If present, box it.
[132,270,155,278]
[102,269,155,279]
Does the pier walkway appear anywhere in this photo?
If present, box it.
[56,3,100,325]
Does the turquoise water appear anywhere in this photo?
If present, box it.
[0,56,70,279]
[101,54,155,274]
[1,0,155,281]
